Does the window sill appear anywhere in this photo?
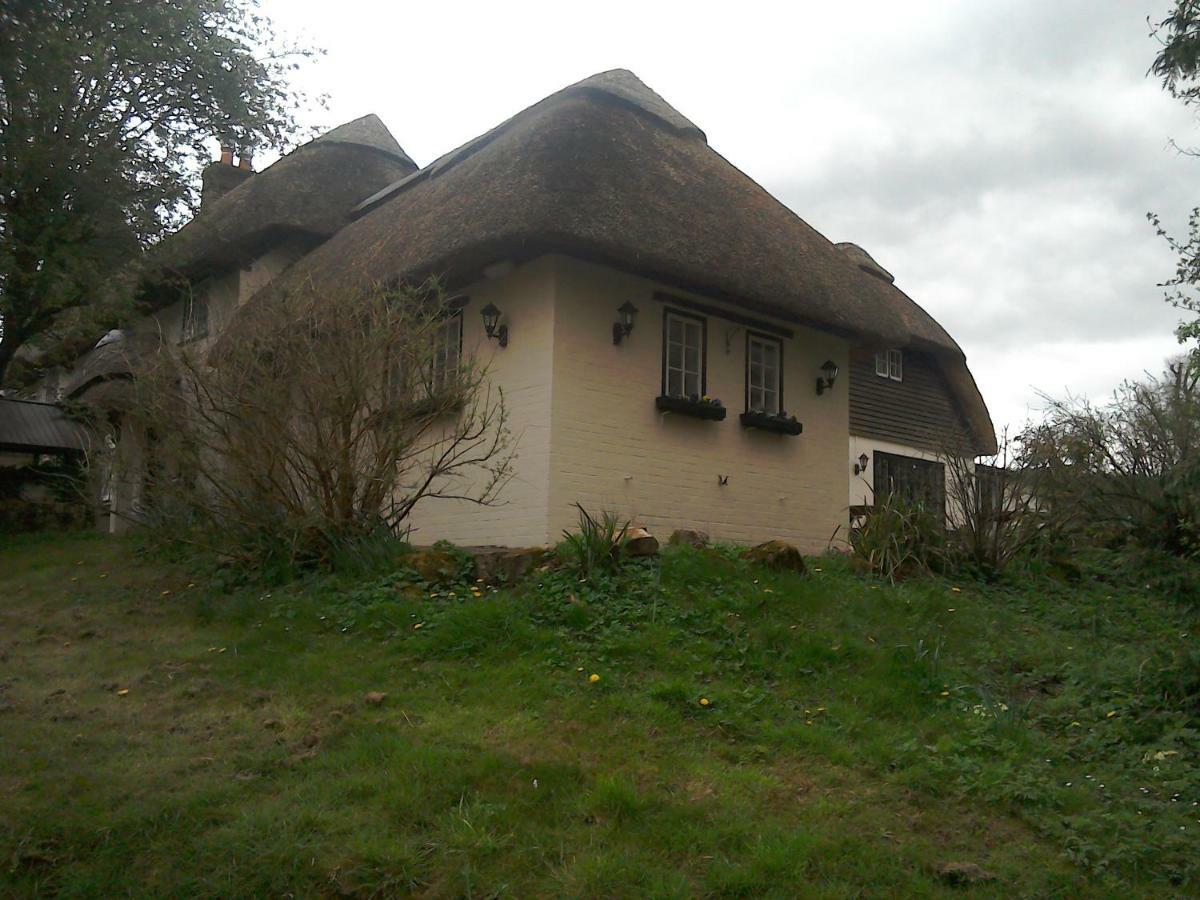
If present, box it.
[655,395,726,421]
[739,411,802,435]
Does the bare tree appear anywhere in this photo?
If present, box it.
[98,277,513,562]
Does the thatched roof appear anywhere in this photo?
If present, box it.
[150,114,416,283]
[63,331,159,401]
[280,70,995,453]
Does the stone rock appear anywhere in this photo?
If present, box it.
[625,527,660,557]
[408,549,469,585]
[669,528,709,548]
[739,540,807,574]
[363,691,387,706]
[470,547,549,585]
[936,862,996,886]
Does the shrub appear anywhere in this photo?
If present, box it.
[1023,356,1200,559]
[846,490,944,582]
[558,503,629,582]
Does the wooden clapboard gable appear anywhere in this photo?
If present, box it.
[848,349,973,452]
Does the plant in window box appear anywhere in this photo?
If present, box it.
[739,408,802,435]
[655,393,727,421]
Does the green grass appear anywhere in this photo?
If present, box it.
[1,532,1197,897]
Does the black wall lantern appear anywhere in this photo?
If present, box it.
[612,301,639,345]
[816,359,840,395]
[854,452,870,475]
[480,302,508,348]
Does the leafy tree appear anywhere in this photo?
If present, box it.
[0,0,313,383]
[1151,2,1200,354]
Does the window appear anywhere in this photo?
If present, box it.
[746,333,782,414]
[181,293,209,343]
[873,451,945,514]
[428,311,462,394]
[875,349,902,381]
[663,310,706,398]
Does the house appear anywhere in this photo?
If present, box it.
[44,70,994,551]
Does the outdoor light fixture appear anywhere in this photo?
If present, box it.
[816,359,840,395]
[854,452,870,475]
[480,302,508,348]
[612,301,639,345]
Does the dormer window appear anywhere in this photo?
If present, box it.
[875,349,902,382]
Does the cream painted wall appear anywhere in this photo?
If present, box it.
[403,258,556,547]
[546,256,850,553]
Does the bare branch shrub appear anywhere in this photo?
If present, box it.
[940,430,1058,577]
[102,277,514,563]
[1022,356,1200,558]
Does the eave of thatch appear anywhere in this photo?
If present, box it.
[277,71,995,453]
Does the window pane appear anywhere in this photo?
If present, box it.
[748,337,781,413]
[664,313,706,398]
[668,369,682,396]
[876,352,889,377]
[889,349,902,380]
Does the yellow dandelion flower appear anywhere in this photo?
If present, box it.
[589,673,600,683]
[699,698,710,706]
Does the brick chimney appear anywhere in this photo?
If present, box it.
[201,143,253,207]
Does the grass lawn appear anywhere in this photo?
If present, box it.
[1,532,1197,897]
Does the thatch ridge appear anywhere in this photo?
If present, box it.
[354,69,703,216]
[313,113,416,166]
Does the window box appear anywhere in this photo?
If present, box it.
[407,394,465,418]
[655,394,726,421]
[739,410,802,435]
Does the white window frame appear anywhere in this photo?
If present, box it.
[746,332,783,414]
[429,311,463,395]
[875,348,903,382]
[663,309,706,399]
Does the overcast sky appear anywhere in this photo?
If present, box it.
[262,0,1195,437]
